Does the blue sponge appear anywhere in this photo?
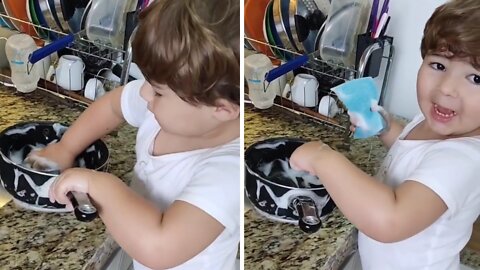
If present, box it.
[332,77,386,139]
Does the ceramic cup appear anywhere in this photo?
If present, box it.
[84,78,106,101]
[37,41,58,81]
[318,95,342,117]
[283,74,319,107]
[55,55,85,91]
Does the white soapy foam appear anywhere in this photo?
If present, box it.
[4,125,36,136]
[8,149,25,165]
[78,158,86,168]
[258,161,274,177]
[254,140,287,150]
[52,123,67,138]
[24,153,60,172]
[257,158,322,188]
[85,145,95,153]
[47,139,58,145]
[31,143,46,149]
[8,143,61,172]
[348,111,369,130]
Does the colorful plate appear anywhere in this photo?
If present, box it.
[3,0,37,36]
[244,0,274,57]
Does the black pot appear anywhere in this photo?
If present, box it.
[245,137,335,233]
[0,121,109,221]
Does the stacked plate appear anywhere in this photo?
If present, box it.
[244,0,330,61]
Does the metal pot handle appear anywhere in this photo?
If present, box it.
[68,191,97,222]
[293,196,322,233]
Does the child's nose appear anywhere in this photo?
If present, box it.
[438,75,458,97]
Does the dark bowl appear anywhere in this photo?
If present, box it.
[0,121,109,210]
[245,137,335,233]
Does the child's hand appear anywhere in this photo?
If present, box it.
[24,142,76,172]
[289,141,331,175]
[348,104,391,134]
[49,168,95,208]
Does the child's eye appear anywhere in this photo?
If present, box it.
[467,74,480,85]
[429,62,446,71]
[154,92,162,97]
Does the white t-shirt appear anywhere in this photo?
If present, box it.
[359,114,480,270]
[120,80,240,270]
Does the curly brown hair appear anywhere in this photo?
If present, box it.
[421,0,480,69]
[132,0,240,106]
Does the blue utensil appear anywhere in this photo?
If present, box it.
[265,54,309,82]
[29,34,74,64]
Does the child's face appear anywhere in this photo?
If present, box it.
[416,52,480,137]
[140,82,219,136]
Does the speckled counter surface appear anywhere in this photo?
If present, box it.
[244,103,385,270]
[244,103,480,270]
[0,86,136,270]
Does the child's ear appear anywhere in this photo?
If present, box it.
[213,98,240,121]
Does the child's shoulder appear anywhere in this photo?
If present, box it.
[192,138,240,171]
[428,136,480,159]
[202,138,240,160]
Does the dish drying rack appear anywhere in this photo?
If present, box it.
[245,35,395,133]
[0,12,136,108]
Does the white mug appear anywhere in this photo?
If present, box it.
[55,55,85,91]
[284,74,319,107]
[318,95,343,117]
[84,78,106,100]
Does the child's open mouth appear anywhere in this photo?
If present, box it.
[432,103,457,122]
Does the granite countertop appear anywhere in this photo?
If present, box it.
[0,86,137,270]
[244,102,480,270]
[244,102,386,270]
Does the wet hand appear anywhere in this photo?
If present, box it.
[24,143,76,172]
[49,168,96,208]
[289,141,331,175]
[348,104,391,134]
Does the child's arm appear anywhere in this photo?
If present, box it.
[290,142,448,243]
[377,111,405,149]
[54,86,125,157]
[26,86,126,171]
[50,168,225,269]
